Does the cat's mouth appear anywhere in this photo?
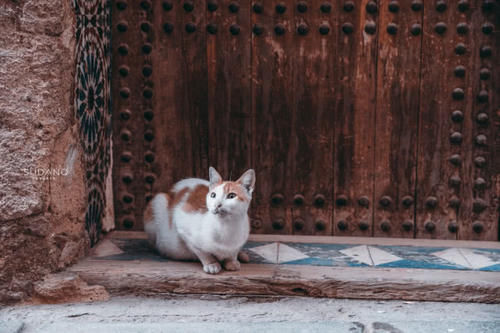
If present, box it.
[213,208,228,216]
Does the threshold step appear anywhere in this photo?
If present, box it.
[68,232,500,303]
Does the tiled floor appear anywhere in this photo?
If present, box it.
[96,237,500,272]
[244,241,500,271]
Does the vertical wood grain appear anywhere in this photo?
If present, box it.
[112,1,499,239]
[153,0,208,196]
[154,1,188,193]
[183,1,209,180]
[373,0,422,238]
[333,0,377,236]
[207,0,252,183]
[290,1,336,236]
[458,1,499,240]
[251,0,295,234]
[417,1,464,239]
[112,1,147,230]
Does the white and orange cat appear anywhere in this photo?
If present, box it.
[144,167,255,274]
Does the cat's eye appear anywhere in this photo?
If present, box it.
[227,193,237,199]
[210,192,216,198]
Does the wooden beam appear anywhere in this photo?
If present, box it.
[70,259,500,304]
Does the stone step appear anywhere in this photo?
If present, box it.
[66,232,500,304]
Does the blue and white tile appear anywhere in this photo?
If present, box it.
[277,243,310,264]
[247,242,279,264]
[284,257,335,266]
[377,245,463,270]
[245,241,500,271]
[248,242,309,264]
[431,248,499,270]
[243,242,274,264]
[480,263,500,271]
[100,238,500,272]
[282,242,353,266]
[340,245,402,266]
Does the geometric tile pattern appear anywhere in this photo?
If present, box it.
[431,248,497,270]
[339,245,402,266]
[247,242,279,264]
[96,239,500,272]
[244,242,500,272]
[250,243,309,264]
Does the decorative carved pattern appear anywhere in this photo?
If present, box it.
[73,0,112,246]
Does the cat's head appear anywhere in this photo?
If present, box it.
[206,167,256,218]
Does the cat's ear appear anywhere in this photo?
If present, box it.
[209,166,222,188]
[237,169,256,195]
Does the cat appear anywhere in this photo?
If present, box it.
[144,167,255,274]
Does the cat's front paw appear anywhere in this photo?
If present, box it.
[203,262,222,274]
[223,259,241,271]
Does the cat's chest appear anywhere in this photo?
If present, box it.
[175,210,248,250]
[212,224,248,248]
[198,223,246,255]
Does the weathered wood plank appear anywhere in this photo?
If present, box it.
[182,1,209,180]
[153,1,209,191]
[112,1,148,230]
[152,2,192,192]
[70,259,500,303]
[139,1,155,229]
[491,1,500,241]
[333,0,377,236]
[373,0,422,238]
[207,0,252,182]
[112,1,499,239]
[416,1,465,239]
[289,0,336,236]
[458,1,499,240]
[251,0,295,234]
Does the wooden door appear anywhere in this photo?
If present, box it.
[111,0,499,240]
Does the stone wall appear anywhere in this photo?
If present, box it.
[0,0,113,304]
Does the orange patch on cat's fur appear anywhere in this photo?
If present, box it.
[223,182,249,202]
[169,188,188,207]
[182,185,209,213]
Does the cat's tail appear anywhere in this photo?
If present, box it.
[143,193,170,247]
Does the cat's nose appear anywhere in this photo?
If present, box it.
[216,203,222,208]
